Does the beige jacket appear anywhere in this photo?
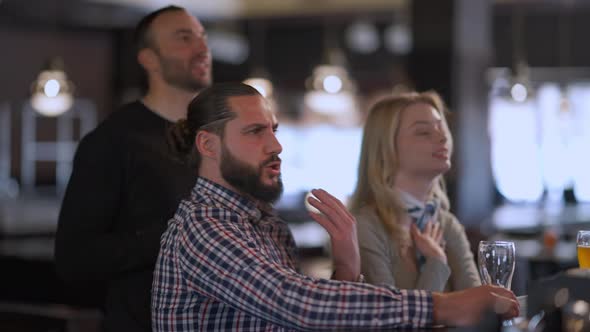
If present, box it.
[355,207,481,292]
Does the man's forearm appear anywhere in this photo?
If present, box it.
[331,268,362,282]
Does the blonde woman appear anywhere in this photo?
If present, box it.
[350,91,480,292]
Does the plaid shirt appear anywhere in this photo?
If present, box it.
[152,177,433,331]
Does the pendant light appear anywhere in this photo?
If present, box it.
[304,24,357,116]
[30,57,74,116]
[243,21,275,100]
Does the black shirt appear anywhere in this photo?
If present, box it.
[55,101,197,331]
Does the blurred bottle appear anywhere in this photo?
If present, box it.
[543,228,559,252]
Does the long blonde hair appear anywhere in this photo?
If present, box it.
[350,91,452,245]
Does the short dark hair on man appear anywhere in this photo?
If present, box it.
[167,82,263,167]
[133,5,186,52]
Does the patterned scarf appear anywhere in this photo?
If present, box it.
[398,190,438,269]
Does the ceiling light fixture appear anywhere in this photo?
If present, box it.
[509,11,533,103]
[242,22,275,103]
[30,57,74,117]
[384,5,412,55]
[304,48,357,116]
[345,20,379,54]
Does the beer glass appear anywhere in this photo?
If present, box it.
[577,230,590,268]
[478,241,516,326]
[478,241,516,289]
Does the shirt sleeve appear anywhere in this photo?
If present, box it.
[54,131,164,282]
[444,214,482,290]
[178,207,434,330]
[415,257,451,291]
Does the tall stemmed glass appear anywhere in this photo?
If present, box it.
[478,241,516,326]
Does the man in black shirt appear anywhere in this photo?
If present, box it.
[54,6,211,331]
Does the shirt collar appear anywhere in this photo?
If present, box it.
[192,177,264,222]
[397,189,438,230]
[397,189,426,210]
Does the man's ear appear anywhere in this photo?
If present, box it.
[137,48,159,73]
[196,131,220,160]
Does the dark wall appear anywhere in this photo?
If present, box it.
[410,0,454,106]
[5,2,589,188]
[493,6,590,68]
[0,24,113,183]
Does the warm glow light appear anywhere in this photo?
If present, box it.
[303,91,355,115]
[255,85,267,97]
[305,64,356,115]
[43,79,61,97]
[384,23,412,55]
[511,83,528,102]
[31,93,74,117]
[243,77,273,98]
[345,20,379,54]
[31,68,74,117]
[322,75,342,93]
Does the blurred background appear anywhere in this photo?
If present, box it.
[2,0,590,329]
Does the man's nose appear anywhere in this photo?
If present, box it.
[265,133,282,155]
[194,39,210,58]
[195,48,210,61]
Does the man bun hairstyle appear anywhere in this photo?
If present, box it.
[167,82,262,167]
[167,118,194,156]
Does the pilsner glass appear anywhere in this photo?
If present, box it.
[478,241,516,326]
[577,231,590,269]
[478,241,516,288]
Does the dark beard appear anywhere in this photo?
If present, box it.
[220,145,283,204]
[158,54,211,92]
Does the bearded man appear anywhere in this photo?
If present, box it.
[151,82,519,331]
[55,6,212,331]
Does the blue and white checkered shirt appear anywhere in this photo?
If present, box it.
[152,177,433,331]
